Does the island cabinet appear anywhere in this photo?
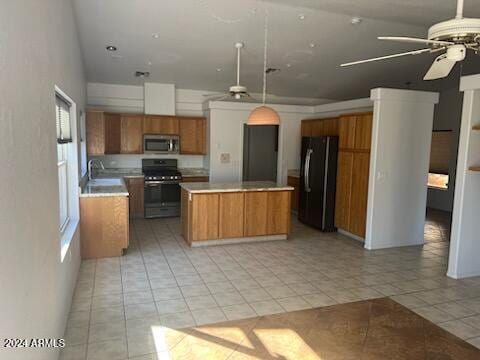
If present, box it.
[124,177,144,218]
[181,183,293,246]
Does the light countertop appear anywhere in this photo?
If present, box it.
[80,177,129,198]
[179,168,209,177]
[180,181,294,194]
[95,168,209,178]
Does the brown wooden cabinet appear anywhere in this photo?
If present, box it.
[219,193,244,239]
[349,153,370,237]
[121,115,144,154]
[244,192,268,236]
[80,196,129,259]
[335,151,354,231]
[86,111,105,155]
[179,117,207,155]
[287,176,299,211]
[266,191,291,235]
[124,177,144,218]
[190,193,219,241]
[104,113,122,154]
[181,176,209,182]
[354,114,373,150]
[143,116,179,135]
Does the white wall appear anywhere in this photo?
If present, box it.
[365,89,439,250]
[426,87,463,212]
[206,102,315,183]
[0,0,86,359]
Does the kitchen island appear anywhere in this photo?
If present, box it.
[180,181,294,246]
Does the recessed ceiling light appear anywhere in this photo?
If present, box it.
[309,43,316,48]
[350,17,362,25]
[152,33,159,39]
[298,14,306,20]
[106,45,117,51]
[216,68,222,72]
[147,61,152,66]
[286,63,292,68]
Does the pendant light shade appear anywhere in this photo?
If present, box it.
[247,105,280,125]
[248,5,280,126]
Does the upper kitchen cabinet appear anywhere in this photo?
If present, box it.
[104,113,121,154]
[143,115,179,135]
[301,117,339,137]
[121,114,144,154]
[353,113,373,150]
[338,113,373,151]
[179,117,207,155]
[86,110,105,155]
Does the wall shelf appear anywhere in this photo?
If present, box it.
[469,166,480,172]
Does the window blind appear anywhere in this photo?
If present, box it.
[56,95,72,143]
[429,130,451,175]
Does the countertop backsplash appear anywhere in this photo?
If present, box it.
[89,153,206,169]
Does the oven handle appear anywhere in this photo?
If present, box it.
[145,181,181,187]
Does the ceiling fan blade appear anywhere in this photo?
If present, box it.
[378,36,454,46]
[341,48,432,67]
[423,53,457,80]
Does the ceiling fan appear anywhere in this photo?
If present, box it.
[204,42,253,101]
[341,0,480,80]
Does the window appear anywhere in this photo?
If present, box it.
[56,95,72,232]
[428,130,451,190]
[54,86,80,261]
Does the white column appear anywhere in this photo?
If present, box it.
[365,88,439,250]
[448,74,480,279]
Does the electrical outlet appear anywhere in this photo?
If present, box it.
[220,153,230,164]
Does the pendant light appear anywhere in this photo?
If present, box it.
[248,6,280,125]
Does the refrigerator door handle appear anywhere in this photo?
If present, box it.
[305,149,313,193]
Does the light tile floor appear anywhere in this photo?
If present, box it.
[61,213,480,360]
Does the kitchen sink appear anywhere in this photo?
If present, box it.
[88,178,123,186]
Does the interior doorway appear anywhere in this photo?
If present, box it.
[242,124,278,182]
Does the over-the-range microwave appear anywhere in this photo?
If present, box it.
[144,135,179,154]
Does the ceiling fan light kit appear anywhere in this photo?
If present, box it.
[340,0,480,81]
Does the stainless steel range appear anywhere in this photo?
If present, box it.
[142,159,182,218]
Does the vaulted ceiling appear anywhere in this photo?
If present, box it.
[73,0,480,100]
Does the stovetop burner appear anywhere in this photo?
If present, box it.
[142,159,182,181]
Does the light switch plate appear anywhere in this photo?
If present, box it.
[220,153,230,164]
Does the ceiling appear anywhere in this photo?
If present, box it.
[73,0,480,101]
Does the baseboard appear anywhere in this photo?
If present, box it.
[190,234,288,247]
[337,228,365,243]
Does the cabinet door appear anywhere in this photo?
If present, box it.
[104,113,121,154]
[179,117,206,154]
[335,151,354,230]
[126,178,144,218]
[244,192,268,236]
[287,176,299,211]
[121,115,144,154]
[267,191,291,235]
[191,193,219,241]
[310,120,325,137]
[219,193,244,238]
[338,115,356,150]
[349,152,370,238]
[143,116,179,135]
[301,121,312,137]
[86,111,105,155]
[354,113,373,150]
[181,176,210,183]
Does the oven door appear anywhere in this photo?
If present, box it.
[144,181,181,218]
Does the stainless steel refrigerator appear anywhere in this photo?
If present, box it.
[299,136,339,231]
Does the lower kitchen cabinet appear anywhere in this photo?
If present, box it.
[244,192,268,236]
[287,176,299,211]
[125,177,144,218]
[181,176,209,182]
[190,193,219,241]
[219,192,244,238]
[80,196,129,259]
[266,191,291,235]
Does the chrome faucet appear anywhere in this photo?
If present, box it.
[88,159,105,181]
